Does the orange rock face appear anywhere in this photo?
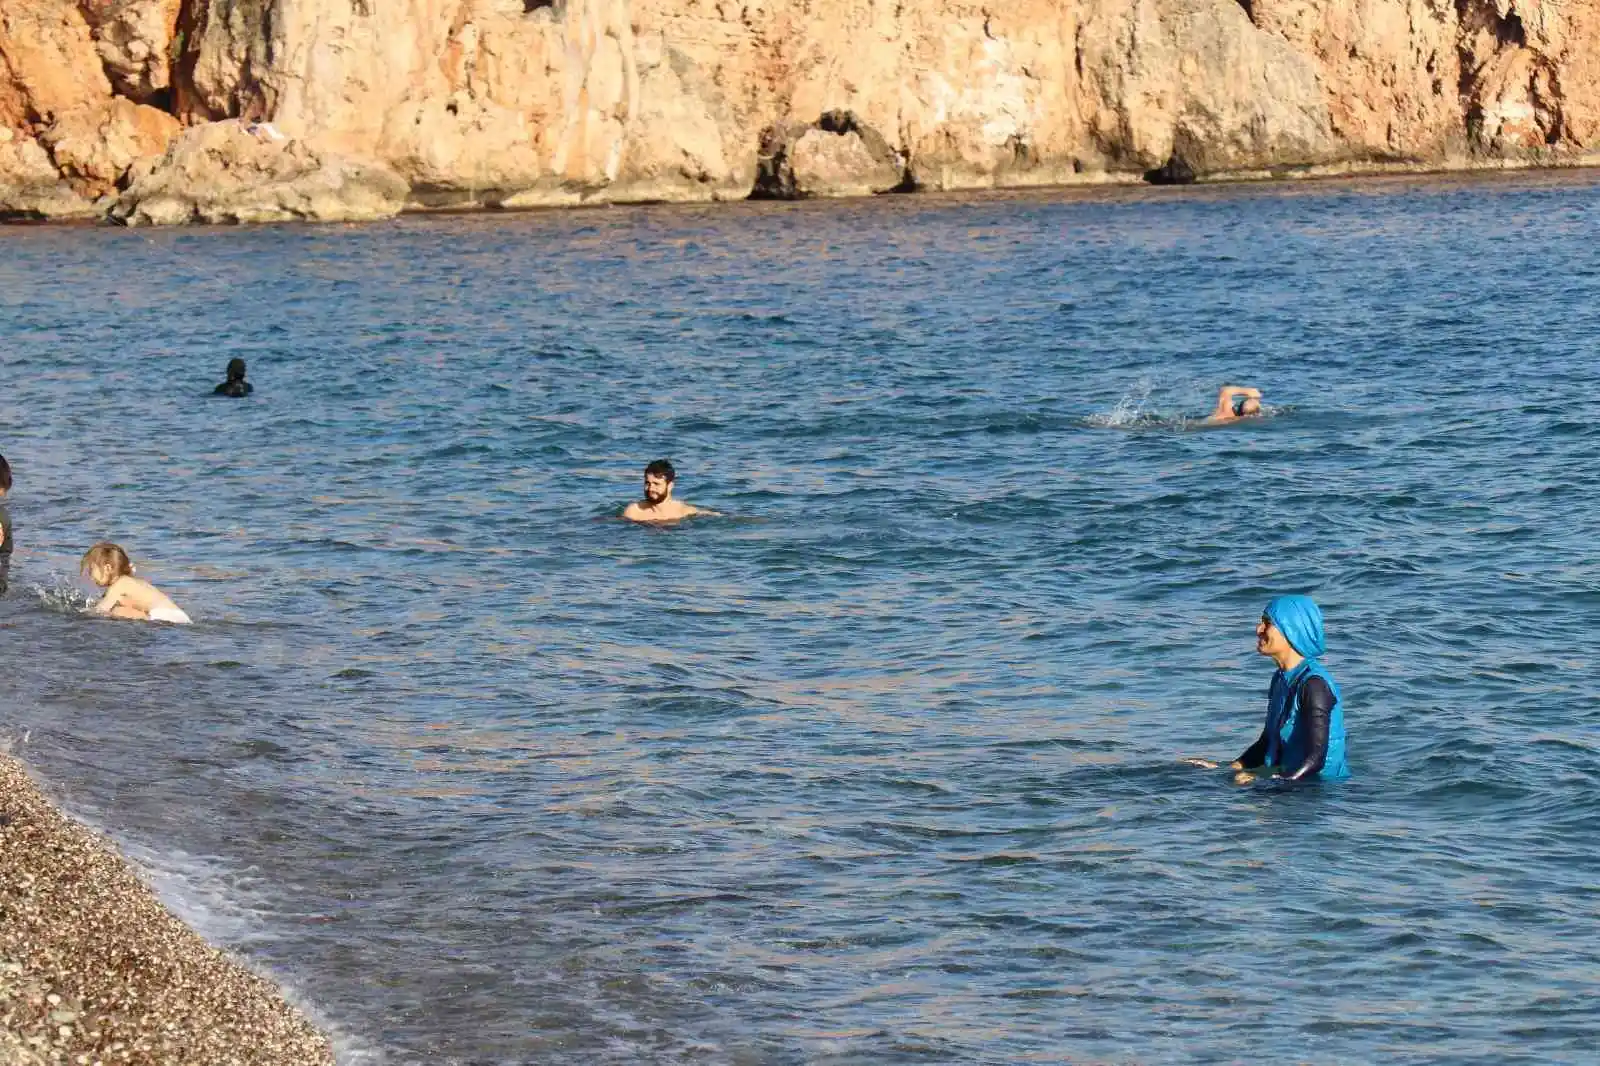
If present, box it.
[0,0,180,208]
[0,1,113,125]
[82,0,186,103]
[4,0,1600,221]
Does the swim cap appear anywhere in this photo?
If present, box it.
[1232,396,1249,416]
[1264,594,1325,658]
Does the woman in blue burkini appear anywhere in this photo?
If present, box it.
[1222,594,1349,783]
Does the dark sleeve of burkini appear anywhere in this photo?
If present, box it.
[1280,677,1334,782]
[1235,728,1270,769]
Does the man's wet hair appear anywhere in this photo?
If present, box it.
[1232,396,1250,416]
[644,459,676,482]
[226,358,247,382]
[0,453,10,493]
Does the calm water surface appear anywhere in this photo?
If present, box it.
[2,173,1598,1064]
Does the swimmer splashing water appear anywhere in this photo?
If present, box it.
[1088,383,1268,430]
[1204,385,1263,424]
[81,542,192,624]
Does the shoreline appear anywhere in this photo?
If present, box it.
[9,152,1600,230]
[394,152,1600,215]
[0,750,335,1066]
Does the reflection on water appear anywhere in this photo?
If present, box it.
[2,171,1599,1063]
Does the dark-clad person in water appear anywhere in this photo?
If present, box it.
[622,459,718,523]
[1187,595,1349,782]
[214,358,253,397]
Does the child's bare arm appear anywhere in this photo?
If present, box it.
[93,576,144,616]
[92,584,125,614]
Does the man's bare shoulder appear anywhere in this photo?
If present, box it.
[621,500,682,522]
[623,500,703,523]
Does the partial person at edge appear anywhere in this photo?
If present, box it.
[0,453,11,595]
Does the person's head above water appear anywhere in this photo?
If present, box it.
[0,452,11,496]
[642,459,676,504]
[1232,395,1262,417]
[215,357,253,396]
[624,458,715,522]
[80,542,133,587]
[1256,594,1325,667]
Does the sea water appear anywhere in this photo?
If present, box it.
[2,172,1597,1064]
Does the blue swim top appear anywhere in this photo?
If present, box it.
[1264,594,1325,658]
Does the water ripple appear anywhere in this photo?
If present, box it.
[2,172,1599,1063]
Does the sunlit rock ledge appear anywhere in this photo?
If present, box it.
[4,0,1598,223]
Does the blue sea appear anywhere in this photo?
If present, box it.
[2,172,1598,1064]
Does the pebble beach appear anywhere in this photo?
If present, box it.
[0,751,332,1066]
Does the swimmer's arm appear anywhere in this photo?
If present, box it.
[683,504,721,518]
[1278,678,1333,782]
[1213,385,1260,415]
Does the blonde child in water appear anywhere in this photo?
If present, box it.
[81,542,191,624]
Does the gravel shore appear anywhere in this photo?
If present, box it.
[0,752,335,1066]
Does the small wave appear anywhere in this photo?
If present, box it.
[115,839,386,1066]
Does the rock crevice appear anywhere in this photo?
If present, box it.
[752,110,909,199]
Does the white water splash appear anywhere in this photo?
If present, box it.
[1087,380,1288,431]
[31,579,94,615]
[1085,379,1157,428]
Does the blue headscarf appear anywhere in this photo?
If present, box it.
[1264,594,1325,658]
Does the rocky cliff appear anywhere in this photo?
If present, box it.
[2,0,1597,222]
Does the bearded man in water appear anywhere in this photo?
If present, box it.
[622,459,716,523]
